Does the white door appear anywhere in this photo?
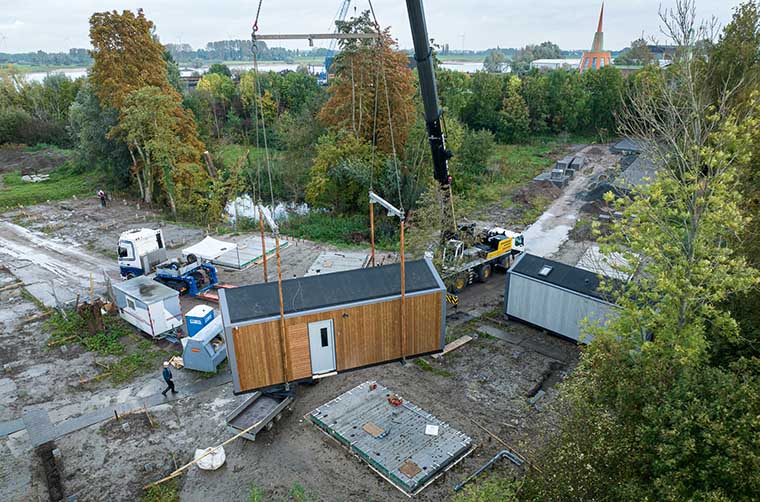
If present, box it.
[308,320,336,374]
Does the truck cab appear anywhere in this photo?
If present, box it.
[118,228,168,279]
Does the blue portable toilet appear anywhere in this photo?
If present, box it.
[185,305,215,337]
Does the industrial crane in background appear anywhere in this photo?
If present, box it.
[320,0,353,84]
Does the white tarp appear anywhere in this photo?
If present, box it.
[194,446,226,470]
[182,236,237,262]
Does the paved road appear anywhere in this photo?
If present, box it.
[0,220,118,307]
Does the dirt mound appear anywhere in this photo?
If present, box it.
[0,146,71,175]
[586,146,606,156]
[514,180,562,206]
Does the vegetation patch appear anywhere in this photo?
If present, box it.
[47,311,171,384]
[142,479,179,502]
[0,164,98,209]
[414,357,452,377]
[279,212,397,250]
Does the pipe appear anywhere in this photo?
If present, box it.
[454,450,524,492]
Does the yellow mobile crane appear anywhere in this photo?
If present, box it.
[405,0,525,292]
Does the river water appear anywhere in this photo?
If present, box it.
[23,60,485,83]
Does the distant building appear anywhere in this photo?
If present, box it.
[579,3,612,72]
[530,58,581,70]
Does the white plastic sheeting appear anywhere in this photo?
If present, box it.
[182,236,237,262]
[224,194,309,224]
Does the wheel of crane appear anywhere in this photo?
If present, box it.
[478,264,493,283]
[452,274,467,293]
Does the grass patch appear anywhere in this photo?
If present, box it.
[0,163,99,209]
[142,479,179,502]
[248,483,265,502]
[214,144,268,170]
[414,357,452,377]
[457,135,596,219]
[279,212,398,250]
[288,483,318,502]
[47,311,171,384]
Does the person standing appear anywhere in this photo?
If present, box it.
[97,189,107,208]
[161,361,178,396]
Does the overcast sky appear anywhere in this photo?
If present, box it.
[0,0,744,54]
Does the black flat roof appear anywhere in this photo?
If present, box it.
[509,253,612,301]
[223,259,443,324]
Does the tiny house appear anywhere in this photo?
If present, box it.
[112,276,182,338]
[219,258,446,394]
[505,253,617,343]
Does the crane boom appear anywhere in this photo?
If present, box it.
[405,0,451,187]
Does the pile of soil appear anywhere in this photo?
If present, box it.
[0,147,71,176]
[514,180,562,206]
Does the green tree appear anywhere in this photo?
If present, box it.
[305,132,377,213]
[69,83,131,184]
[510,41,561,74]
[436,68,471,119]
[520,5,760,500]
[582,65,624,136]
[454,128,495,188]
[483,49,509,73]
[520,71,550,133]
[207,63,232,77]
[196,72,236,138]
[460,72,507,133]
[614,38,654,65]
[498,90,530,143]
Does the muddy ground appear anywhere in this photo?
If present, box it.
[0,142,622,501]
[0,258,578,501]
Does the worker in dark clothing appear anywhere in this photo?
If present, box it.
[97,189,107,208]
[162,361,178,396]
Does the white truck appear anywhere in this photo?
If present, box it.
[117,228,168,279]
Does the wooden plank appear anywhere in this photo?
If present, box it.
[431,335,472,359]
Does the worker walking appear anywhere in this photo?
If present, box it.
[161,361,178,397]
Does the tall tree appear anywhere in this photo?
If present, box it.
[318,10,416,156]
[518,3,760,500]
[89,9,207,212]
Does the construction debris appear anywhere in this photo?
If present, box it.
[432,335,473,359]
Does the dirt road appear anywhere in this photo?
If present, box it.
[0,220,118,307]
[522,144,617,259]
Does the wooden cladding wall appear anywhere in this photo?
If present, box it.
[231,291,443,392]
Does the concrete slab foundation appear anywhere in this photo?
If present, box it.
[305,251,369,276]
[309,381,474,496]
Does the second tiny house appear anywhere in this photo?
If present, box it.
[219,258,446,394]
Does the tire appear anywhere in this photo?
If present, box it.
[478,264,493,283]
[186,253,197,264]
[126,273,135,280]
[451,273,467,293]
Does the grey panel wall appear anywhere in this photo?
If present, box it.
[505,273,615,343]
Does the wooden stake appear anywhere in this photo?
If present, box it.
[89,273,94,301]
[275,234,290,383]
[369,202,376,267]
[258,207,268,282]
[400,218,406,359]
